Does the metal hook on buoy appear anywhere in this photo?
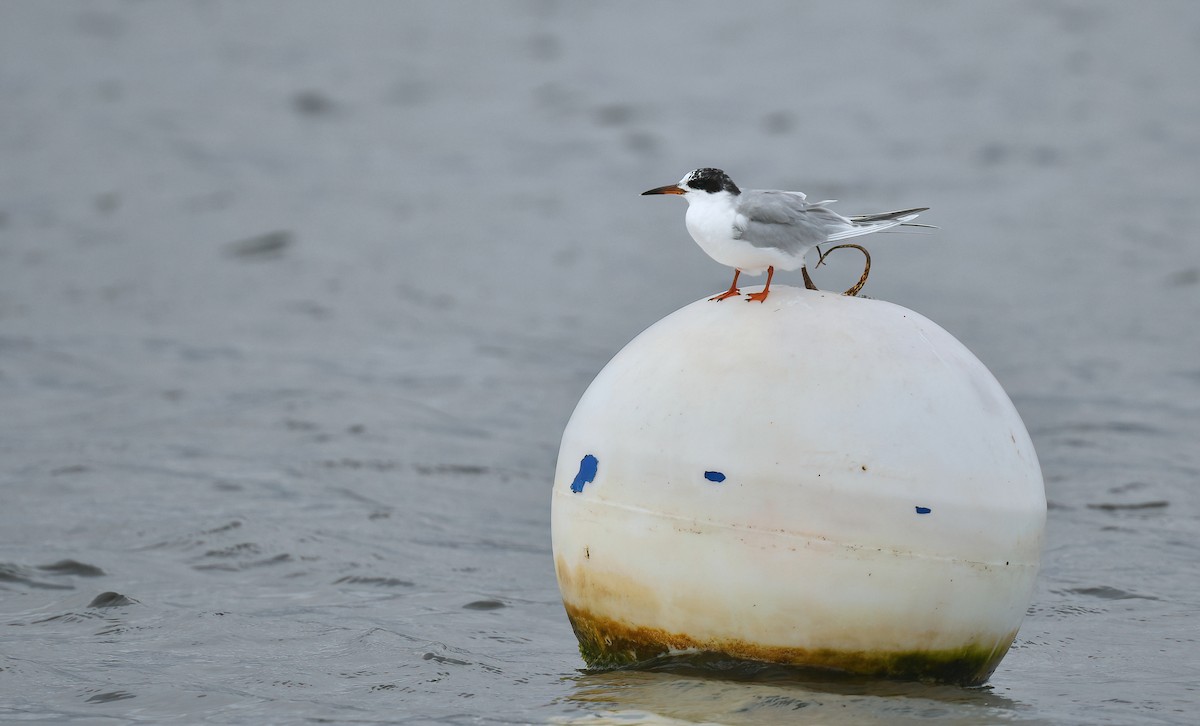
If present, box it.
[801,243,872,297]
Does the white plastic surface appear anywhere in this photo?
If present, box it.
[552,285,1045,663]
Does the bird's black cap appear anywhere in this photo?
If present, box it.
[683,168,740,195]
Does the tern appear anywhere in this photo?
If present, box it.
[642,168,929,302]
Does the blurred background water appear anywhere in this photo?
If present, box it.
[1,1,1198,723]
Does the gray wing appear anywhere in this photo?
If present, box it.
[732,190,852,254]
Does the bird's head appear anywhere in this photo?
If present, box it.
[642,168,741,199]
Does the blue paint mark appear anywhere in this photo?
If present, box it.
[704,471,726,483]
[915,506,932,514]
[570,455,598,493]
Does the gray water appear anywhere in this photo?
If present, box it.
[2,2,1198,723]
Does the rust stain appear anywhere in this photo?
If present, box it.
[556,552,666,617]
[562,602,1016,686]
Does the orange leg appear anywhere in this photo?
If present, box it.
[745,266,774,303]
[708,270,742,301]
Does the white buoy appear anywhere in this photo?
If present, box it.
[551,286,1045,684]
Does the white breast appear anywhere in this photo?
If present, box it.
[684,192,797,275]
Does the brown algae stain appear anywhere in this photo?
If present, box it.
[562,602,1016,686]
